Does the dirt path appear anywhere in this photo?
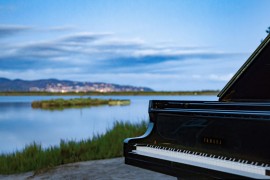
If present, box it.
[0,158,176,180]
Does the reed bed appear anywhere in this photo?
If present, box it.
[0,121,147,174]
[31,98,130,109]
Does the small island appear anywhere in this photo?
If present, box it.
[31,97,130,109]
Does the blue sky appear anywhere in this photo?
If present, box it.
[0,0,269,91]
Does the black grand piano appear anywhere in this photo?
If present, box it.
[124,34,270,179]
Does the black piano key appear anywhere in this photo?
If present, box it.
[266,169,270,176]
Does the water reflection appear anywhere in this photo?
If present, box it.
[0,95,217,153]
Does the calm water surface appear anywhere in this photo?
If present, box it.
[0,95,217,153]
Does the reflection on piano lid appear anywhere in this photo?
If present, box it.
[124,34,270,179]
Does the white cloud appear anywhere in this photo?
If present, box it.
[44,26,77,32]
[208,73,234,81]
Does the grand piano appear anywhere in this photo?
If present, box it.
[124,34,270,179]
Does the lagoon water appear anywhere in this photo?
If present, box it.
[0,95,217,154]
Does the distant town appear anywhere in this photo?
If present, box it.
[29,82,151,93]
[0,78,153,92]
[0,78,220,96]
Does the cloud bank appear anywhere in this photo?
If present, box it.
[0,25,32,38]
[0,24,248,90]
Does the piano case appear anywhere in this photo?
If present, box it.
[124,34,270,179]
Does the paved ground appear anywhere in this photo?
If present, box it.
[0,157,176,180]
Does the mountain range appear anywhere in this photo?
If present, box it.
[0,78,153,92]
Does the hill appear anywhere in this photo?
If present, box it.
[0,78,153,92]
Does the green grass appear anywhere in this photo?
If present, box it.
[31,98,131,109]
[0,121,147,175]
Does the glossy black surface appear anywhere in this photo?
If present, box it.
[124,100,270,179]
[156,112,270,164]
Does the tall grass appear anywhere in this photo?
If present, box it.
[0,121,147,175]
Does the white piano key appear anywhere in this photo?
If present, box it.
[133,145,269,179]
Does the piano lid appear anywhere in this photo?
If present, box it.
[218,34,270,102]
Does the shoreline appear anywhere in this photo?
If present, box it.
[0,91,219,96]
[0,121,147,175]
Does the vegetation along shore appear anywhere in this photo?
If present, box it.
[0,121,147,175]
[0,90,219,96]
[31,98,130,109]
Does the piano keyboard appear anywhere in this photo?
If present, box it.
[132,145,270,179]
